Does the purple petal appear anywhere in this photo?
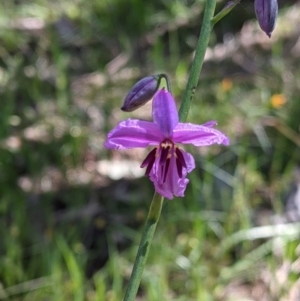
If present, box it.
[152,89,179,138]
[201,120,218,127]
[173,122,229,146]
[148,149,195,199]
[104,119,163,149]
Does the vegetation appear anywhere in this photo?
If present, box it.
[1,0,300,300]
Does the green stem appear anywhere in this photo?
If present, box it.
[159,73,172,92]
[211,0,240,26]
[122,0,240,299]
[123,192,164,301]
[179,0,217,121]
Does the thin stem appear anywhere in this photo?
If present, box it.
[211,0,240,26]
[160,73,172,92]
[122,0,240,300]
[179,0,217,121]
[123,192,164,301]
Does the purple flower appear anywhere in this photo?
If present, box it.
[105,89,229,199]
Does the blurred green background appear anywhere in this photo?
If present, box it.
[1,0,300,300]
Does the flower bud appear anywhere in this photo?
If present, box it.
[254,0,278,38]
[121,75,161,112]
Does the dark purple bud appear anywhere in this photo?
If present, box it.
[254,0,278,38]
[121,75,161,112]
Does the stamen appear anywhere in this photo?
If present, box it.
[145,155,156,176]
[160,162,164,179]
[142,140,183,182]
[141,148,157,176]
[141,148,157,168]
[159,144,170,165]
[176,158,183,178]
[175,148,187,168]
[163,157,171,183]
[175,148,187,178]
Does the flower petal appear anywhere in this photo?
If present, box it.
[152,89,179,138]
[148,149,195,199]
[201,120,218,127]
[173,122,229,146]
[104,119,163,149]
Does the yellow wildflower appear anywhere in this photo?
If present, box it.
[270,94,286,108]
[221,78,233,92]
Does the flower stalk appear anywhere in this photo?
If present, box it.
[179,0,217,122]
[123,192,163,301]
[120,0,236,299]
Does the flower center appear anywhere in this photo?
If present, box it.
[140,139,187,182]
